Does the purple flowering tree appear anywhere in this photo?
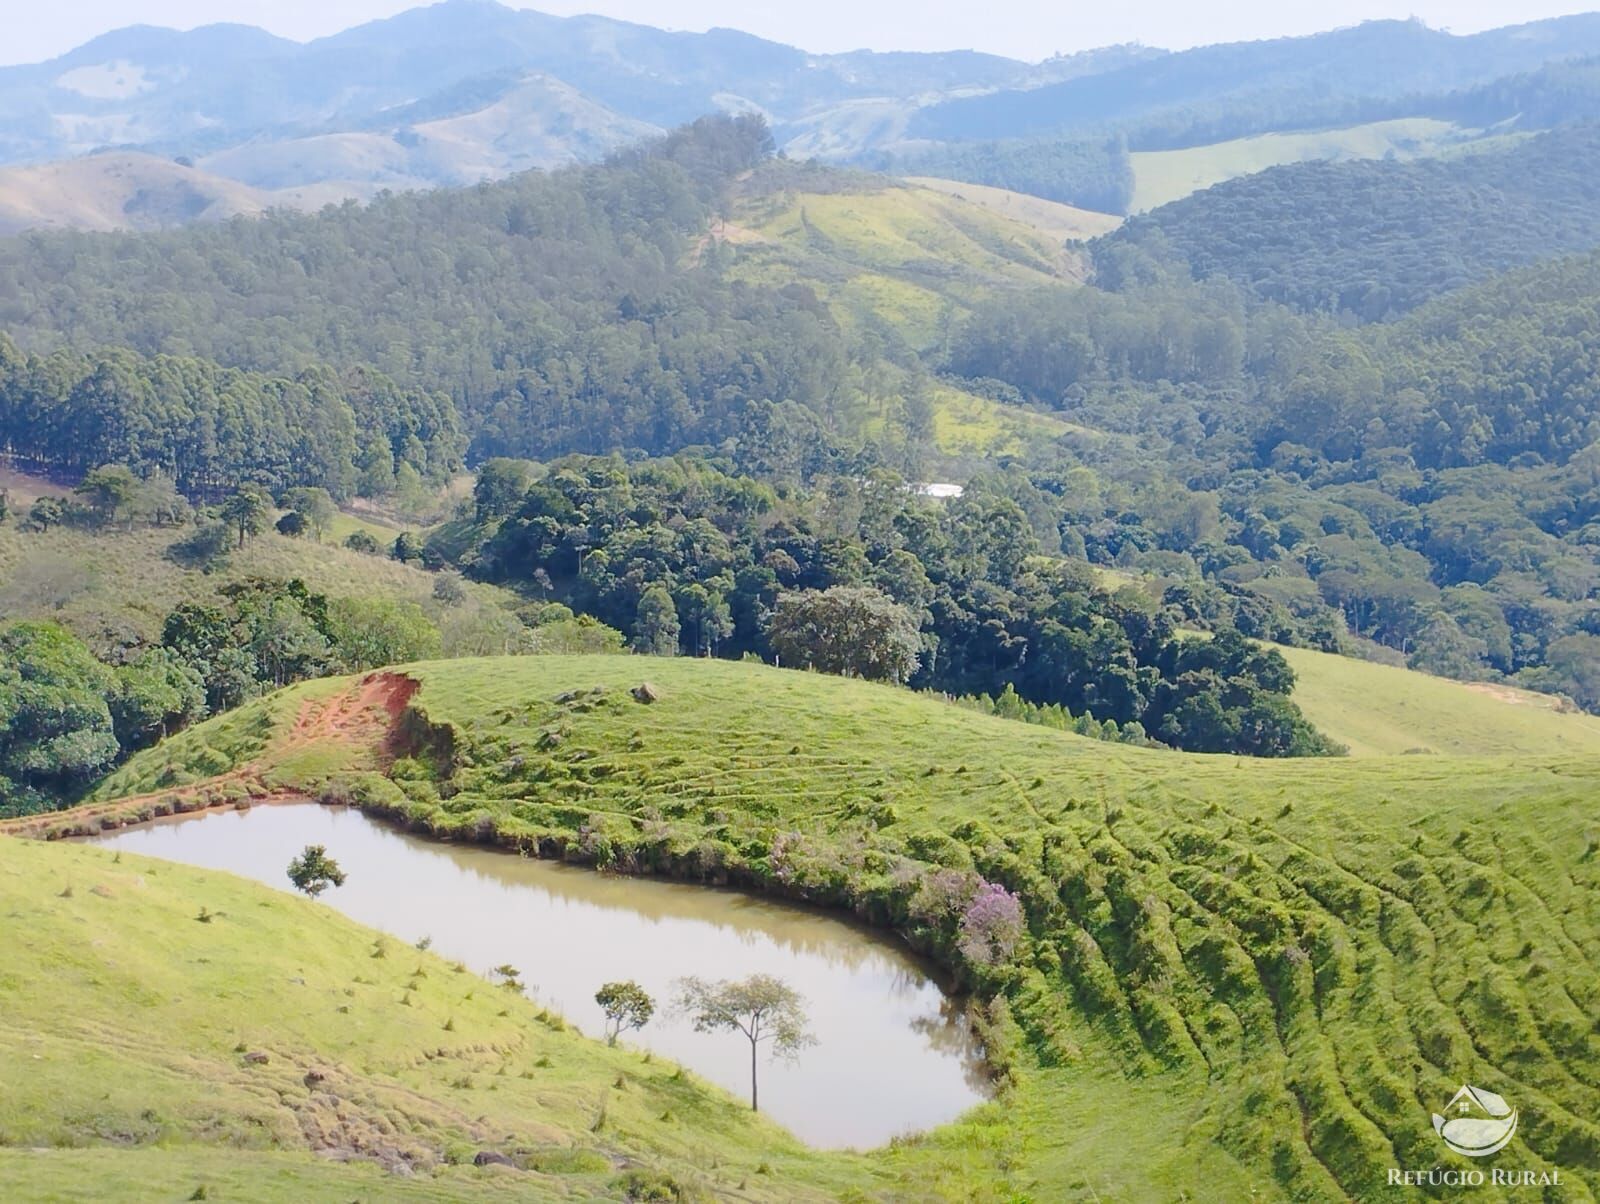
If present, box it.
[957,882,1025,968]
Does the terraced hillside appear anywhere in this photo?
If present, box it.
[15,656,1600,1200]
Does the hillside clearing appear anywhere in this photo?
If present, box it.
[725,174,1089,351]
[899,177,1122,241]
[1128,118,1474,212]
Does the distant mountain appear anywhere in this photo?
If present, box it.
[0,0,1141,175]
[4,2,1600,231]
[196,73,661,195]
[909,16,1600,148]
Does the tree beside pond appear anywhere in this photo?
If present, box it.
[286,845,346,898]
[594,980,655,1046]
[674,974,814,1112]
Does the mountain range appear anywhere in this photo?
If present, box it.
[7,1,1600,233]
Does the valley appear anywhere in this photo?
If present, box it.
[4,3,1600,1200]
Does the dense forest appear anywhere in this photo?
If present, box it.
[1096,124,1600,319]
[0,116,882,464]
[0,337,462,496]
[876,137,1134,214]
[945,243,1600,707]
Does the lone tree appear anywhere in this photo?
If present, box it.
[766,586,920,683]
[220,485,272,549]
[674,974,814,1112]
[286,845,346,898]
[594,980,655,1046]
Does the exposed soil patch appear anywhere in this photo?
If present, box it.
[0,672,418,841]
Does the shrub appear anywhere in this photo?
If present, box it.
[957,882,1025,968]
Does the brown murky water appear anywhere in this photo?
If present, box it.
[88,802,990,1148]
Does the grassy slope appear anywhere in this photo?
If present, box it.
[0,835,876,1202]
[898,177,1122,242]
[1276,643,1600,757]
[56,655,1600,1201]
[1128,117,1471,212]
[0,522,517,648]
[725,177,1084,351]
[1115,570,1600,759]
[721,176,1089,462]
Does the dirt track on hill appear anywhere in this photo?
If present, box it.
[0,672,417,840]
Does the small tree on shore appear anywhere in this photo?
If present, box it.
[674,974,814,1112]
[286,845,346,897]
[594,980,655,1046]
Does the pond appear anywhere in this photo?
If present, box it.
[87,802,990,1148]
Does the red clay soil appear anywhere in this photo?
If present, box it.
[0,671,418,840]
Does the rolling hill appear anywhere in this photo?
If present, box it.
[0,152,275,236]
[1273,643,1600,758]
[9,654,1599,1199]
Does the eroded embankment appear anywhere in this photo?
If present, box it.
[0,672,417,841]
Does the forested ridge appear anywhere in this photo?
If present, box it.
[1097,123,1600,319]
[0,116,878,466]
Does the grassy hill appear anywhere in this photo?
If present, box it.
[0,833,876,1202]
[1276,643,1600,757]
[0,520,518,652]
[0,152,275,237]
[15,654,1599,1200]
[725,170,1089,351]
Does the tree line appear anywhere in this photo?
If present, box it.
[0,336,463,497]
[449,454,1338,758]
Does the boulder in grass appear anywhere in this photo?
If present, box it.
[474,1151,516,1168]
[631,682,661,704]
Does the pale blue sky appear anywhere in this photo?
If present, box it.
[7,1,1596,66]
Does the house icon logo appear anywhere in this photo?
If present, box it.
[1433,1085,1518,1157]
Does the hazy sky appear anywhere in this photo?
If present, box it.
[7,1,1597,66]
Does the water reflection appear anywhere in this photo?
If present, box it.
[88,802,990,1148]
